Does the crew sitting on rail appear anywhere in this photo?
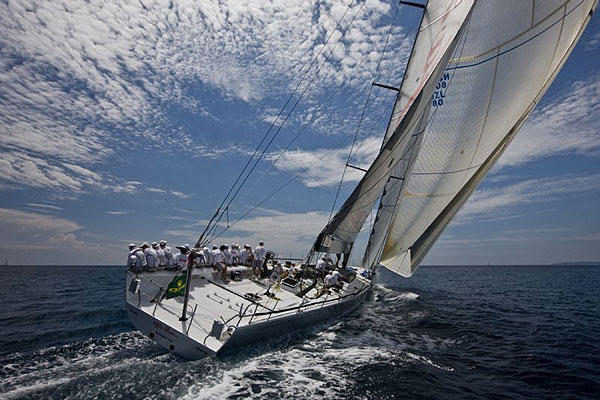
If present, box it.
[160,240,176,269]
[127,243,146,272]
[143,242,159,272]
[212,245,229,282]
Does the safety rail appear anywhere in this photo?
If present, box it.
[232,283,366,327]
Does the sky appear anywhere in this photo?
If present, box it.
[0,0,599,266]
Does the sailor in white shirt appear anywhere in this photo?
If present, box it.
[324,270,336,287]
[210,245,220,265]
[151,242,163,271]
[156,242,166,270]
[315,256,328,277]
[223,244,233,266]
[230,244,240,265]
[202,247,212,266]
[127,243,146,272]
[159,240,175,269]
[143,242,159,272]
[240,244,253,266]
[253,241,266,276]
[175,244,191,270]
[212,245,229,282]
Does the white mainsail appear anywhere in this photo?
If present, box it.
[312,0,475,256]
[373,0,597,277]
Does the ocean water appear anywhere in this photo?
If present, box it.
[0,265,598,399]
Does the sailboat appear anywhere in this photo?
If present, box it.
[125,0,597,360]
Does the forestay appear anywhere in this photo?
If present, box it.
[376,0,597,277]
[312,0,475,256]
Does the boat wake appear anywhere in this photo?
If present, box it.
[0,285,456,400]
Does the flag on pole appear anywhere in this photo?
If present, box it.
[165,274,187,299]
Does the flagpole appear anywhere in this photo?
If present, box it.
[179,251,195,321]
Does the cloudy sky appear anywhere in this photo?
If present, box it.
[1,0,599,266]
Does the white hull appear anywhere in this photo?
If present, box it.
[125,267,371,360]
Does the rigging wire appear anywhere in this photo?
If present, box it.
[207,3,419,245]
[207,13,419,245]
[327,0,404,223]
[218,1,368,216]
[196,0,358,247]
[202,1,370,246]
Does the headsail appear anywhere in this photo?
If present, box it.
[373,0,597,277]
[312,0,475,256]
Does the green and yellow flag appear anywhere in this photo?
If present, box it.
[165,274,187,299]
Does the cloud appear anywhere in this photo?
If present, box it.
[457,173,600,223]
[585,31,600,51]
[106,211,128,215]
[498,73,600,168]
[168,208,329,256]
[270,136,382,187]
[0,0,412,197]
[0,207,87,254]
[170,190,191,200]
[26,203,63,211]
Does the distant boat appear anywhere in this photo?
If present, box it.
[125,0,598,360]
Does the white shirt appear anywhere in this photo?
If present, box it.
[240,249,253,264]
[163,246,175,266]
[316,259,326,272]
[223,249,233,265]
[156,248,166,266]
[324,273,336,287]
[127,249,144,270]
[230,248,240,264]
[212,249,224,265]
[254,245,266,261]
[134,249,147,268]
[144,248,159,269]
[176,253,189,269]
[202,247,212,265]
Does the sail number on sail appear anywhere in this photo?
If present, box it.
[432,72,450,107]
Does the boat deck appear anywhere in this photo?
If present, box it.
[126,266,369,354]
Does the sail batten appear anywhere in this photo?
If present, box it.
[312,0,475,256]
[374,0,597,277]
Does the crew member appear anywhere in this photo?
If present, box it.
[127,243,146,272]
[202,246,212,266]
[212,245,229,282]
[253,241,266,277]
[223,244,233,266]
[175,244,191,270]
[241,244,253,266]
[230,244,240,265]
[160,240,176,269]
[156,242,166,270]
[143,242,159,272]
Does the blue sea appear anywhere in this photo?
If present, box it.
[0,265,598,399]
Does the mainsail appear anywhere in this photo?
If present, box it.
[312,0,475,256]
[369,0,597,277]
